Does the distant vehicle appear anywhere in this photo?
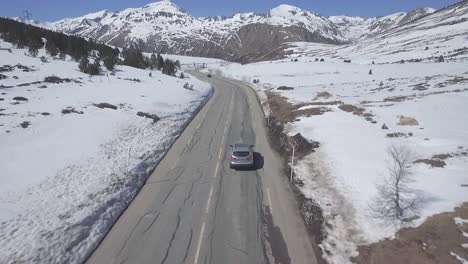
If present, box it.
[230,144,254,169]
[207,73,212,78]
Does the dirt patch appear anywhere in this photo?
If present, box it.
[266,91,334,123]
[265,91,296,123]
[302,101,343,107]
[433,154,452,160]
[13,96,28,102]
[353,203,468,264]
[294,107,331,117]
[123,78,141,83]
[315,91,332,100]
[338,104,365,116]
[94,103,118,110]
[410,83,430,91]
[277,86,294,91]
[386,132,412,138]
[137,112,160,123]
[19,121,31,128]
[0,65,14,72]
[384,95,414,102]
[0,64,32,73]
[17,81,42,87]
[414,151,466,168]
[414,159,446,168]
[15,64,35,72]
[44,76,72,84]
[62,107,84,115]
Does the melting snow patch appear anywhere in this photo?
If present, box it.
[451,251,468,264]
[455,217,468,227]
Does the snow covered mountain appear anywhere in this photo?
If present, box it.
[329,7,436,40]
[26,0,468,62]
[43,1,344,62]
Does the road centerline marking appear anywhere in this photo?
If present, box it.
[205,186,214,214]
[193,221,206,264]
[214,161,220,178]
[218,147,223,160]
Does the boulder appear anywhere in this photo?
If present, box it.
[398,116,419,126]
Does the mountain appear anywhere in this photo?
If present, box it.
[40,1,345,62]
[21,0,468,63]
[281,0,468,64]
[329,7,435,40]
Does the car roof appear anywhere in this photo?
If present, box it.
[233,144,250,151]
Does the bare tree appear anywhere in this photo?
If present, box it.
[371,145,419,225]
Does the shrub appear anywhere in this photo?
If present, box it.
[121,48,147,69]
[183,82,194,90]
[87,60,101,75]
[28,46,38,57]
[438,55,444,63]
[162,58,176,76]
[103,56,116,71]
[94,102,118,110]
[79,57,89,73]
[157,53,164,70]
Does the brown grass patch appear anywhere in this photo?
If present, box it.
[353,203,468,264]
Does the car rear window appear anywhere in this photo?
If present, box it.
[233,151,250,157]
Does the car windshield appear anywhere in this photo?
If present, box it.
[233,151,250,157]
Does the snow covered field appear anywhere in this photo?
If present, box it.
[212,50,468,262]
[0,41,212,263]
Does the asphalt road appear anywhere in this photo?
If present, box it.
[86,72,318,264]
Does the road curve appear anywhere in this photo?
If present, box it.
[86,72,318,264]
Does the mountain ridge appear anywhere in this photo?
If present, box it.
[10,1,466,63]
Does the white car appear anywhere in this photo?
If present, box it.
[230,144,254,169]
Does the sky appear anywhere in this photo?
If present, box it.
[0,0,462,21]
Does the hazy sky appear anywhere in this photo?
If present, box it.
[0,0,461,21]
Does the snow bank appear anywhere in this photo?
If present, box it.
[0,41,212,263]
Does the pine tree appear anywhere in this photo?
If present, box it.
[28,46,39,57]
[162,58,176,76]
[150,53,157,68]
[103,56,116,71]
[87,59,101,75]
[79,56,89,73]
[46,40,59,57]
[59,50,67,60]
[122,48,147,69]
[157,53,164,70]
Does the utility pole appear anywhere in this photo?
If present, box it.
[290,144,295,183]
[23,10,32,21]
